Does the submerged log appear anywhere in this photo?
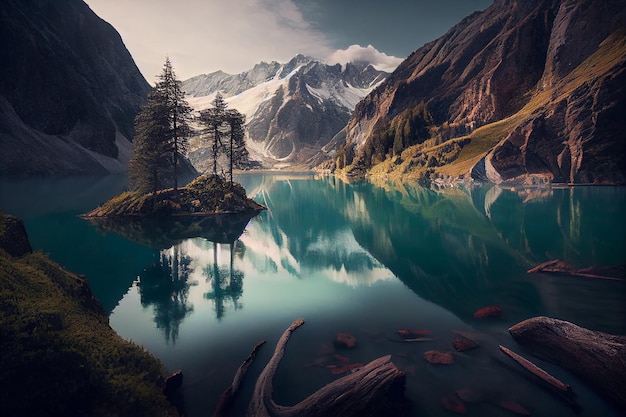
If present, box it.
[527,259,625,281]
[213,341,266,417]
[509,316,626,409]
[247,319,407,417]
[499,345,571,393]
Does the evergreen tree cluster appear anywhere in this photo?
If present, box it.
[128,58,249,199]
[358,102,433,168]
[198,93,249,182]
[129,57,192,196]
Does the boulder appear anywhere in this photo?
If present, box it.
[0,214,32,257]
[508,316,626,409]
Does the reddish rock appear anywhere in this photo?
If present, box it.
[498,400,530,415]
[334,354,350,363]
[455,387,483,403]
[453,337,479,352]
[397,329,432,337]
[330,363,364,375]
[473,306,503,319]
[441,395,467,414]
[334,333,356,349]
[424,350,454,365]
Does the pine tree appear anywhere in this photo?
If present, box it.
[154,57,192,191]
[199,92,228,176]
[128,89,172,207]
[225,108,248,182]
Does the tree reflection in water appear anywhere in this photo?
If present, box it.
[137,245,194,344]
[204,241,245,320]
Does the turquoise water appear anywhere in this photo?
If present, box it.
[1,174,624,416]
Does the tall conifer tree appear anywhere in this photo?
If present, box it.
[225,109,248,182]
[155,57,192,191]
[199,92,228,176]
[128,89,171,207]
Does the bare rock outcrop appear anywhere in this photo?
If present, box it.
[339,0,626,184]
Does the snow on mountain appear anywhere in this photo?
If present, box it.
[182,55,389,169]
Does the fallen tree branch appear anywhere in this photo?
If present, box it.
[213,340,266,417]
[527,259,625,281]
[247,318,407,417]
[499,345,571,393]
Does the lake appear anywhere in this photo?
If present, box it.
[1,173,624,417]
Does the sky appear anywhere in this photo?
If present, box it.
[84,0,494,82]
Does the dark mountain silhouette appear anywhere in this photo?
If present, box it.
[0,0,151,175]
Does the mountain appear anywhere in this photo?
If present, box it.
[332,0,626,185]
[183,55,388,170]
[0,0,151,176]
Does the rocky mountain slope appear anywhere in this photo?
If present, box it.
[0,0,151,176]
[183,55,388,169]
[333,0,626,185]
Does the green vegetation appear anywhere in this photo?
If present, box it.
[129,57,192,197]
[198,93,249,181]
[349,28,626,183]
[85,174,265,218]
[355,102,433,169]
[0,216,177,416]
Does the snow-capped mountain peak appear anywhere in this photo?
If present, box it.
[183,55,390,169]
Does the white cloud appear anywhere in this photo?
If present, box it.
[85,0,335,82]
[325,44,403,73]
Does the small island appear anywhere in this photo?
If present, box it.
[82,174,265,218]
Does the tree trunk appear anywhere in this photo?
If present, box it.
[508,316,626,410]
[247,319,407,417]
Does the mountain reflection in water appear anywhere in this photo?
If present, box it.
[2,174,623,417]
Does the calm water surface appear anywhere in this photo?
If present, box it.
[1,174,625,417]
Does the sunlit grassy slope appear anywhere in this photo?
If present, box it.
[369,28,626,180]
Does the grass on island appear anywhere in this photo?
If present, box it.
[86,174,265,218]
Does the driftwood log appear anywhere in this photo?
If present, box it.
[509,316,626,410]
[498,345,571,393]
[247,318,407,417]
[527,259,625,281]
[213,341,266,417]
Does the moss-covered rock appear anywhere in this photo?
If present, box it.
[84,175,265,218]
[0,215,178,417]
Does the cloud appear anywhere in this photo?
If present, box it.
[325,45,403,72]
[86,0,335,81]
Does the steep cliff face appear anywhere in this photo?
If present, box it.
[339,0,626,184]
[0,0,151,176]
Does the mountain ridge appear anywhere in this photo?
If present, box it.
[182,55,389,170]
[331,0,626,185]
[0,0,151,176]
